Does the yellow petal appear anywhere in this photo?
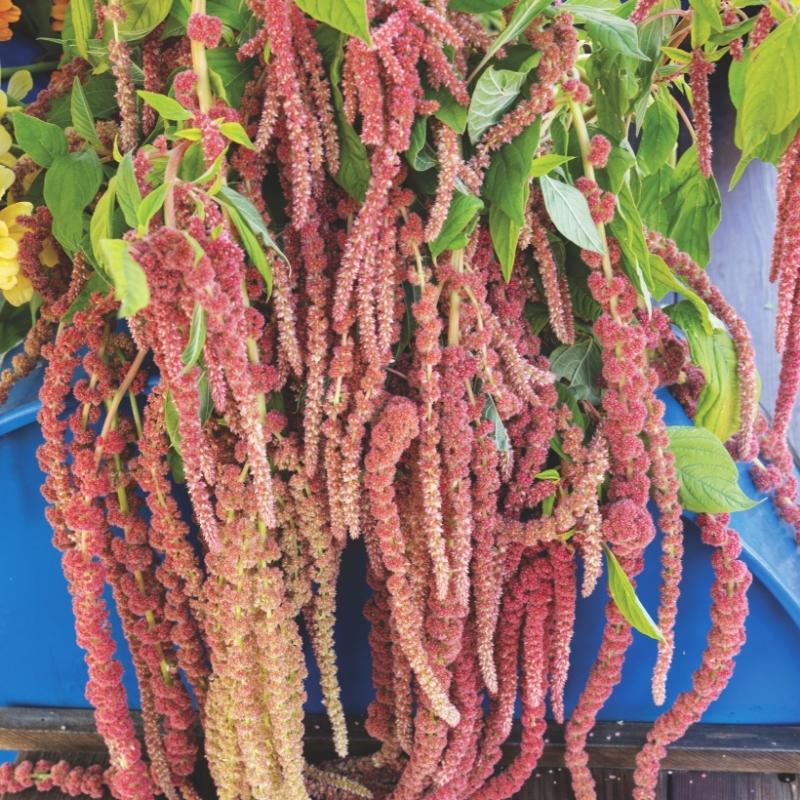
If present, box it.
[0,92,7,117]
[0,221,9,238]
[0,153,16,168]
[0,201,32,228]
[0,273,16,289]
[0,166,14,202]
[0,126,12,157]
[40,239,60,268]
[0,236,18,260]
[0,256,19,277]
[6,70,32,103]
[4,275,33,306]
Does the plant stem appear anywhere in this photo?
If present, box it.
[448,249,464,347]
[0,62,58,78]
[191,0,213,114]
[570,100,619,318]
[95,349,147,463]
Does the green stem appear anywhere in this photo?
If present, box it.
[0,62,59,79]
[569,101,617,304]
[191,0,213,114]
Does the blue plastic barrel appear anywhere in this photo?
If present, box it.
[2,367,800,766]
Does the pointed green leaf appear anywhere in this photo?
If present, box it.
[70,77,100,146]
[137,90,193,122]
[637,87,678,175]
[98,238,150,317]
[482,394,511,453]
[182,304,207,372]
[429,192,484,258]
[219,121,256,150]
[569,5,648,59]
[484,120,540,224]
[12,114,67,168]
[137,184,170,233]
[529,153,573,178]
[470,0,553,79]
[468,67,528,144]
[44,151,103,252]
[294,0,371,44]
[489,205,521,282]
[217,185,288,266]
[737,16,800,158]
[667,425,760,513]
[116,154,143,229]
[605,545,664,641]
[540,175,605,254]
[90,178,117,266]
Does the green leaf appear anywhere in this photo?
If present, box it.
[294,0,371,44]
[529,153,573,178]
[98,239,150,317]
[206,48,253,109]
[137,91,193,122]
[728,48,749,110]
[0,301,33,358]
[429,192,484,258]
[449,0,508,10]
[470,0,552,79]
[429,87,467,134]
[540,175,606,254]
[48,74,118,128]
[314,25,371,201]
[667,147,721,267]
[116,154,142,229]
[67,0,95,60]
[217,186,288,264]
[468,67,528,144]
[406,116,436,171]
[118,0,173,40]
[225,204,274,297]
[609,182,653,299]
[90,179,117,266]
[137,184,170,233]
[568,5,648,59]
[667,425,759,513]
[482,394,511,453]
[219,121,256,150]
[70,77,100,147]
[484,120,540,225]
[637,87,678,175]
[649,254,713,332]
[689,0,723,47]
[489,205,521,282]
[164,390,182,451]
[549,336,602,403]
[12,114,67,168]
[605,545,664,641]
[182,304,207,372]
[736,16,800,159]
[44,151,103,252]
[667,301,748,443]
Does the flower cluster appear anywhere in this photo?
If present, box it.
[1,4,783,800]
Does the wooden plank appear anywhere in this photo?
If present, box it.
[3,709,800,774]
[667,770,798,800]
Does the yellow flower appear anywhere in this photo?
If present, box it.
[0,201,33,306]
[0,1,21,42]
[40,238,60,268]
[51,0,70,33]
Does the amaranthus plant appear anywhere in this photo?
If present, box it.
[0,0,797,799]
